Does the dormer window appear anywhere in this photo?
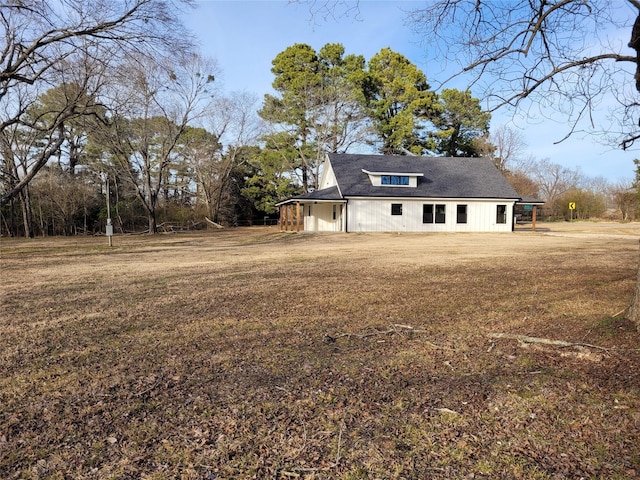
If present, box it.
[381,175,410,186]
[362,169,423,188]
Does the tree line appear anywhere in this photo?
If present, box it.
[491,126,639,222]
[1,1,637,237]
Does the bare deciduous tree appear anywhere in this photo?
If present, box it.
[203,92,264,223]
[611,181,638,220]
[101,53,218,233]
[409,1,636,146]
[489,125,529,173]
[530,158,582,217]
[0,0,194,206]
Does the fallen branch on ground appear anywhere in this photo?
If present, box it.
[488,333,613,355]
[325,324,427,341]
[205,217,224,229]
[611,308,627,318]
[435,407,461,415]
[325,324,453,350]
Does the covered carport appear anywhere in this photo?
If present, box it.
[515,197,545,231]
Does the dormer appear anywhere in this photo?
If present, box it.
[362,169,423,188]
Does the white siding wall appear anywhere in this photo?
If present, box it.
[304,203,344,232]
[319,163,338,189]
[346,198,515,233]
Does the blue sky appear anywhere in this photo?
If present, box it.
[185,0,636,183]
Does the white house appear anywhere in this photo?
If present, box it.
[278,153,524,233]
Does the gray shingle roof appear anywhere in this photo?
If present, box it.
[290,186,344,201]
[328,153,520,199]
[517,196,545,205]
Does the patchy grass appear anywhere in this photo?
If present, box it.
[1,224,639,479]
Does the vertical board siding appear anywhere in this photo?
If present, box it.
[346,199,514,233]
[305,203,343,232]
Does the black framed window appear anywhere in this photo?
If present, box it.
[457,204,467,224]
[496,205,507,224]
[391,203,403,215]
[424,204,446,223]
[435,204,446,223]
[422,204,433,223]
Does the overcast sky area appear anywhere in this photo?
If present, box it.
[184,0,637,183]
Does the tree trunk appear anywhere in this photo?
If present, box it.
[627,13,640,331]
[8,198,17,236]
[626,240,640,331]
[148,191,158,234]
[19,187,33,238]
[146,196,158,233]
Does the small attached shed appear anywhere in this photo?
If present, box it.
[278,153,523,233]
[278,187,347,232]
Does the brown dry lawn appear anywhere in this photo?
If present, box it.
[1,222,639,479]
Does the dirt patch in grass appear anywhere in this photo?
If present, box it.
[1,222,639,479]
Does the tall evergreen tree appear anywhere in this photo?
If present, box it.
[432,89,491,157]
[259,43,368,193]
[365,48,440,155]
[242,139,302,215]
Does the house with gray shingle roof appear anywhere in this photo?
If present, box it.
[278,153,524,233]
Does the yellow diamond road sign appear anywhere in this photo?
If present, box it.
[568,202,576,210]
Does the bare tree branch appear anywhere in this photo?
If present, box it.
[408,0,638,146]
[0,0,195,206]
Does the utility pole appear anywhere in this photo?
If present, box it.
[103,173,113,247]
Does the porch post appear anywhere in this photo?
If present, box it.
[283,205,288,231]
[279,206,283,231]
[532,206,537,232]
[296,201,301,232]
